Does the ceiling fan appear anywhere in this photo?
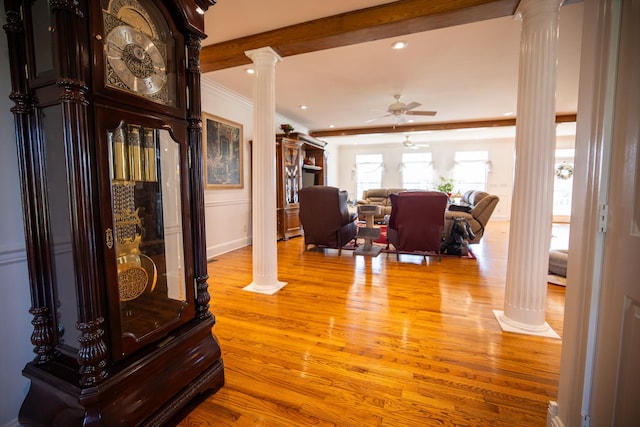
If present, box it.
[366,94,437,124]
[402,135,429,149]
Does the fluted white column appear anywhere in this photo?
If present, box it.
[493,0,562,337]
[243,47,286,294]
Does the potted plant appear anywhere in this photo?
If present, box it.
[280,123,294,136]
[437,176,455,195]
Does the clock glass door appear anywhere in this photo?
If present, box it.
[108,122,189,355]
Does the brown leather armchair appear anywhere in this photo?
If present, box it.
[299,186,358,255]
[445,190,499,243]
[386,191,448,261]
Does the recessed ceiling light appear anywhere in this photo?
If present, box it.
[299,105,308,110]
[329,124,335,128]
[245,68,255,74]
[391,41,408,50]
[503,111,514,116]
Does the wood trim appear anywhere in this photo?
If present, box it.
[309,113,577,137]
[201,0,519,72]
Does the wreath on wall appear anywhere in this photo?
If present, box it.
[555,162,574,180]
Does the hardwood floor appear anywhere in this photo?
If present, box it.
[170,221,565,426]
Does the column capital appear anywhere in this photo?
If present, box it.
[245,47,283,66]
[516,0,563,21]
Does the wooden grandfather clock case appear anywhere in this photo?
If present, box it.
[3,0,224,425]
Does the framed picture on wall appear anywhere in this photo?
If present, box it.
[203,113,244,189]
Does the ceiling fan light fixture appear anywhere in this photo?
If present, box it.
[402,136,414,148]
[391,41,408,50]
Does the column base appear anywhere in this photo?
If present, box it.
[492,309,560,338]
[243,280,287,295]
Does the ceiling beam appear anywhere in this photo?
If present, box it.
[309,114,577,137]
[201,0,519,72]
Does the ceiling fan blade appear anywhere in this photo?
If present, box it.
[405,110,437,116]
[364,113,391,123]
[404,101,422,111]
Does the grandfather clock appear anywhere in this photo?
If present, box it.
[3,0,224,425]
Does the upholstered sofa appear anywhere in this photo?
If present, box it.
[357,188,406,222]
[444,190,499,244]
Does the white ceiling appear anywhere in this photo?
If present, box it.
[201,1,583,146]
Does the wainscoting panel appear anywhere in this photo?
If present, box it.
[0,244,34,424]
[204,198,252,259]
[0,244,26,266]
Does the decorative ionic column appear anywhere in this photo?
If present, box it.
[493,0,562,337]
[243,47,287,295]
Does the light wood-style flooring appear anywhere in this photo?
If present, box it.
[171,221,566,426]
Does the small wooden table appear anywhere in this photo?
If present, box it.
[355,205,382,257]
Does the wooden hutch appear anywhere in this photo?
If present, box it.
[276,132,327,240]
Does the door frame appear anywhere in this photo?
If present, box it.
[554,0,622,425]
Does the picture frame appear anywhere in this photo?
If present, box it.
[203,113,244,189]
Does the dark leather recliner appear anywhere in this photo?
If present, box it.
[299,186,358,255]
[386,191,448,261]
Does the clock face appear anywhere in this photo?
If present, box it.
[102,0,173,105]
[106,25,166,96]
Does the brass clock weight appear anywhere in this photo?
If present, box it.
[110,122,158,302]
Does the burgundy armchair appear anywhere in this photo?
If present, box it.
[386,191,449,261]
[299,186,358,255]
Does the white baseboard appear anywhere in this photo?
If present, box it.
[547,401,565,427]
[207,237,251,260]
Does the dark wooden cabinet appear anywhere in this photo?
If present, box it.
[3,0,224,425]
[276,133,327,240]
[276,137,303,240]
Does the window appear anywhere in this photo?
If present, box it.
[401,152,433,190]
[553,148,574,222]
[355,154,383,199]
[453,151,489,194]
